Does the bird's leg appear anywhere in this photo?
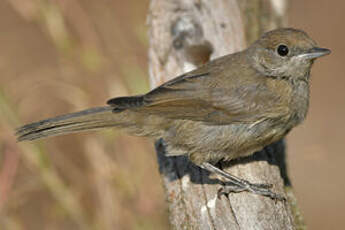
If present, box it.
[200,162,285,201]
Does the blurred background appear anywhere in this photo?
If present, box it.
[0,0,343,229]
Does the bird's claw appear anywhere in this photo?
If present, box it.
[217,182,286,202]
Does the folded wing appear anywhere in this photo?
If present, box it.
[108,68,287,125]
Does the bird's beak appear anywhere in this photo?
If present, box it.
[298,47,331,60]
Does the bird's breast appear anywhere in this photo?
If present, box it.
[288,79,310,126]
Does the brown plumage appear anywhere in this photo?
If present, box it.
[16,28,330,200]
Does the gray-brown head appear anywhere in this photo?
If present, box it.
[248,28,330,80]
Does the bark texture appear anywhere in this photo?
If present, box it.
[148,0,304,229]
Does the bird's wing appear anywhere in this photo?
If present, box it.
[107,70,287,125]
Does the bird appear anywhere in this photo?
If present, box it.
[16,28,330,200]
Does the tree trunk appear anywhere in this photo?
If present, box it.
[147,0,305,229]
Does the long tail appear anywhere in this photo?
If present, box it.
[16,106,118,141]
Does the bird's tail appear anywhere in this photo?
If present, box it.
[16,106,123,141]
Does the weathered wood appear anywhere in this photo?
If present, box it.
[148,1,303,229]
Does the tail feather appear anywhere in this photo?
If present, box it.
[16,106,115,141]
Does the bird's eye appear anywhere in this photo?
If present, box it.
[277,44,289,56]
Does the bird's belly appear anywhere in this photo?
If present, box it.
[163,119,290,165]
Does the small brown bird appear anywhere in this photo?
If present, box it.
[16,28,330,200]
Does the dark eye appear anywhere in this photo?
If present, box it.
[277,44,289,56]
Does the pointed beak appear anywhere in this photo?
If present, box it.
[298,47,331,60]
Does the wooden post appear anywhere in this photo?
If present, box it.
[148,1,304,229]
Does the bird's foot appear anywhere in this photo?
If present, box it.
[218,181,286,201]
[201,163,286,201]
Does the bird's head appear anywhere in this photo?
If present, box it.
[249,28,330,81]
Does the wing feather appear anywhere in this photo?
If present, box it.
[108,63,287,124]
